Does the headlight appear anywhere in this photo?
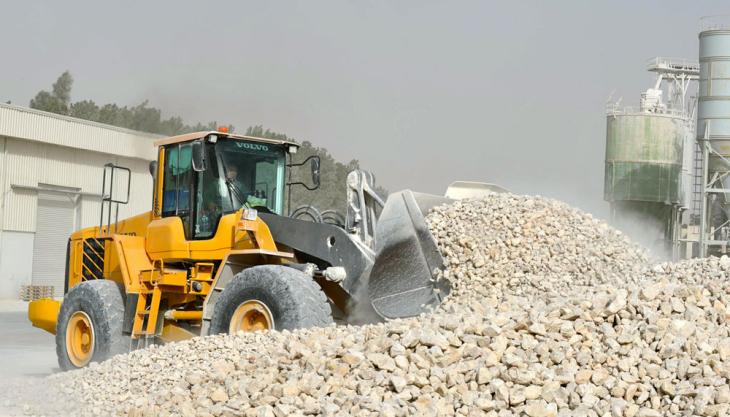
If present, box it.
[242,208,258,221]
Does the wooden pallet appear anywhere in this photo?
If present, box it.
[19,285,55,301]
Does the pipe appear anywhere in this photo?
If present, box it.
[165,310,203,321]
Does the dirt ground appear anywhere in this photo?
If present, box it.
[0,300,57,377]
[0,301,59,416]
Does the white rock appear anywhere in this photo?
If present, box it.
[21,195,730,417]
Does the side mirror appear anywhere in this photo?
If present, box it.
[311,157,321,188]
[148,161,157,178]
[191,140,206,172]
[286,155,322,191]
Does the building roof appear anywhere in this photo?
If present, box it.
[0,103,161,160]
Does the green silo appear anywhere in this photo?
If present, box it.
[604,113,685,205]
[604,109,693,257]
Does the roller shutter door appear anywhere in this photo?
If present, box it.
[31,192,76,297]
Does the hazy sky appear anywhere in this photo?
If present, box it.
[2,1,727,216]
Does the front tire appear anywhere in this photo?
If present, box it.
[55,280,127,370]
[209,265,333,335]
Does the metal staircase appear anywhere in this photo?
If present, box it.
[691,142,704,220]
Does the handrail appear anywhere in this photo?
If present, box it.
[605,104,692,118]
[701,14,730,32]
[98,163,131,236]
[646,57,699,72]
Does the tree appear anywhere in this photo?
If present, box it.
[69,100,100,120]
[246,125,289,141]
[29,71,222,135]
[52,71,73,105]
[99,103,119,126]
[30,71,73,115]
[129,101,162,133]
[27,73,386,215]
[159,116,185,136]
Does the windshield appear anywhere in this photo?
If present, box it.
[194,139,286,238]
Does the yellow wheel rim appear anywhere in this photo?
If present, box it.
[229,300,274,334]
[66,311,95,367]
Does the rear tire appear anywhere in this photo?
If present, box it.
[209,265,333,335]
[56,280,128,371]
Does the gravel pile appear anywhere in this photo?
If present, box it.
[427,195,649,299]
[9,195,730,417]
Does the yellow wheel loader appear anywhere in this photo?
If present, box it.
[27,130,489,370]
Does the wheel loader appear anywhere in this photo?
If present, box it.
[27,130,497,370]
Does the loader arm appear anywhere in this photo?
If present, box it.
[263,190,452,321]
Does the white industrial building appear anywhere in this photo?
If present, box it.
[0,103,159,299]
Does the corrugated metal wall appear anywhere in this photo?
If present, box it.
[0,106,161,298]
[0,103,158,160]
[1,137,153,232]
[0,103,160,233]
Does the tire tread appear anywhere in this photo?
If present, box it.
[210,265,333,334]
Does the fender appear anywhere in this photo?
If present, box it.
[200,249,294,336]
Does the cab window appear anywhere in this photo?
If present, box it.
[213,140,286,216]
[162,144,194,237]
[194,144,223,239]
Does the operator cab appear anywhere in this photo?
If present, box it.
[154,131,301,240]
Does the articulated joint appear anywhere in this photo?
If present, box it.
[323,267,347,283]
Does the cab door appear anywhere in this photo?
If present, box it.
[146,143,194,260]
[187,142,241,259]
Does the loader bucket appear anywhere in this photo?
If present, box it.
[367,190,452,319]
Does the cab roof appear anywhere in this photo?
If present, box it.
[154,131,299,148]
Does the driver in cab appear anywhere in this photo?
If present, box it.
[223,164,267,209]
